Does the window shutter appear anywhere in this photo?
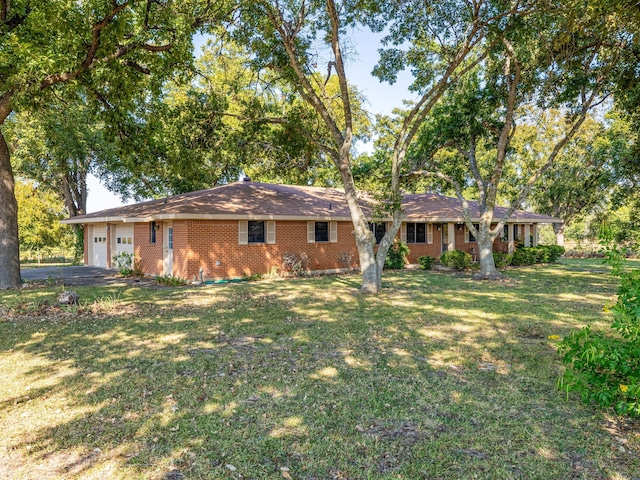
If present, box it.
[400,223,407,243]
[427,223,433,244]
[238,221,248,245]
[307,221,315,243]
[464,226,470,243]
[329,222,338,243]
[266,221,276,244]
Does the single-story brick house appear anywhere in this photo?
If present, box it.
[62,179,562,280]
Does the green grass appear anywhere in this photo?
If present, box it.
[0,259,638,479]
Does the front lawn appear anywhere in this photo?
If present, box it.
[0,259,638,479]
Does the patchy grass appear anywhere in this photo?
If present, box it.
[0,259,638,479]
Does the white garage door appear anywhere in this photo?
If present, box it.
[114,224,134,256]
[91,225,108,268]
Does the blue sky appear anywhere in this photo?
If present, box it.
[86,29,415,212]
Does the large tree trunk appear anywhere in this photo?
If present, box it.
[553,223,565,247]
[339,168,381,293]
[0,129,22,289]
[357,233,380,294]
[473,214,502,281]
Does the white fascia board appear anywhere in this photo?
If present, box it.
[60,216,139,225]
[147,214,354,221]
[62,212,562,224]
[61,214,354,224]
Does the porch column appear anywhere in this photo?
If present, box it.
[524,224,531,247]
[448,222,456,251]
[533,224,539,247]
[508,224,515,254]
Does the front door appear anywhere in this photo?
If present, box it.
[163,223,173,276]
[441,223,449,253]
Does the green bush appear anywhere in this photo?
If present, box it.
[418,255,435,270]
[112,252,134,276]
[385,240,410,269]
[440,250,472,270]
[112,252,144,277]
[546,245,566,262]
[511,248,536,266]
[492,251,512,268]
[559,269,640,416]
[154,275,188,286]
[511,245,565,266]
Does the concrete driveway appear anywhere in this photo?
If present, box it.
[20,266,130,287]
[21,266,115,281]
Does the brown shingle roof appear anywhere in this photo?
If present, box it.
[402,193,562,223]
[62,181,562,224]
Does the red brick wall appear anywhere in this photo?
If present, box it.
[182,220,358,280]
[172,220,191,279]
[134,222,164,275]
[129,219,534,279]
[452,223,528,256]
[401,223,521,262]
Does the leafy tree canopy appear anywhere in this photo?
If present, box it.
[15,179,74,253]
[0,0,224,288]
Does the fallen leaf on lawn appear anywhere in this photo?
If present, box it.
[281,466,292,479]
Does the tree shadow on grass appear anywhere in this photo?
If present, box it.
[0,266,637,479]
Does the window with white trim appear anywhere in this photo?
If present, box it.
[308,221,337,243]
[248,221,265,243]
[315,222,329,242]
[406,222,427,243]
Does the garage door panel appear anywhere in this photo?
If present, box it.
[114,225,134,255]
[91,226,108,268]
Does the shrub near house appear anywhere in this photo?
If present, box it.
[511,245,565,266]
[440,250,472,270]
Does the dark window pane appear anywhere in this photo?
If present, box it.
[407,223,416,243]
[248,221,265,243]
[416,223,426,243]
[468,224,479,242]
[150,222,157,244]
[315,222,329,242]
[369,222,386,244]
